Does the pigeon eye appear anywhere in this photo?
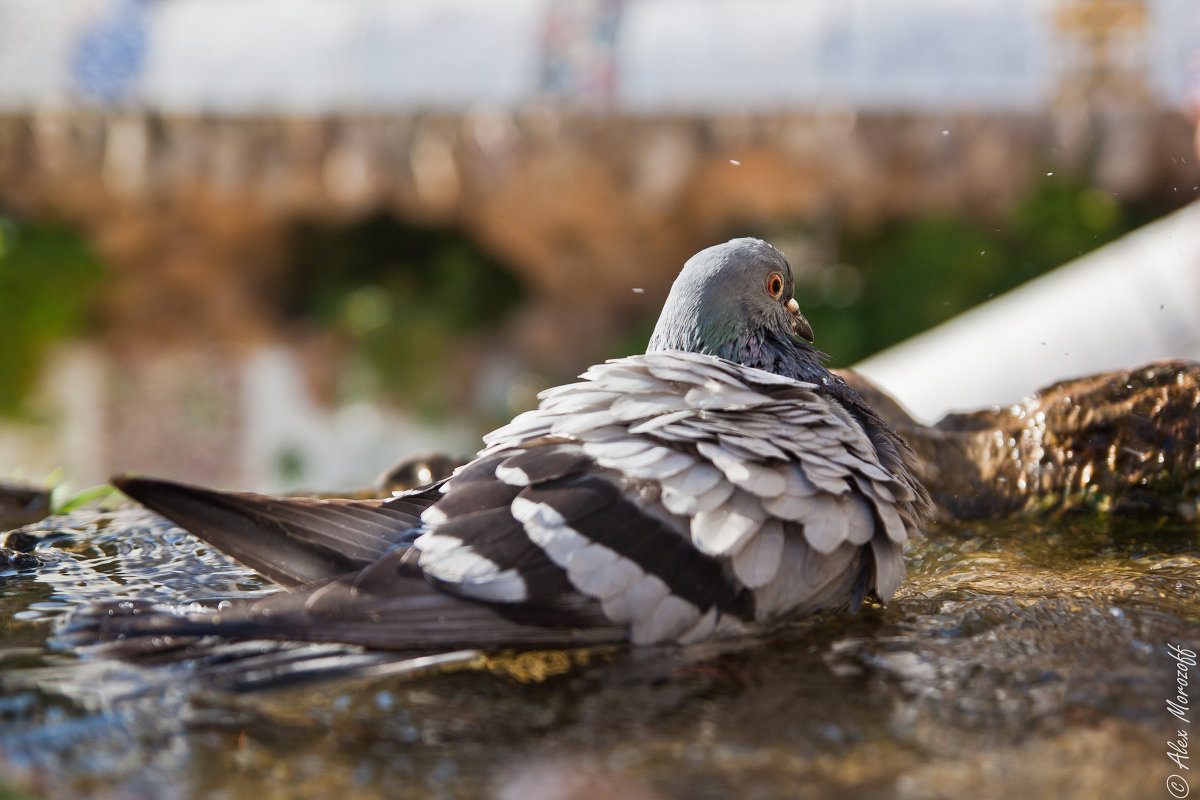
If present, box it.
[765,272,784,298]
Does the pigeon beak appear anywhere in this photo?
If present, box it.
[787,298,814,342]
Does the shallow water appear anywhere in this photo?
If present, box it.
[1,509,1197,799]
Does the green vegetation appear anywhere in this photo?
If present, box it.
[285,214,526,416]
[51,481,120,515]
[781,177,1166,365]
[0,216,105,417]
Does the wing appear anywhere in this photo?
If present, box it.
[414,351,933,644]
[414,446,759,645]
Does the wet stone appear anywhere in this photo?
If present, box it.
[841,359,1200,520]
[374,452,465,493]
[0,547,40,570]
[1,530,39,552]
[0,482,51,532]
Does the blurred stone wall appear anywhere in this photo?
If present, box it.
[1,110,1195,368]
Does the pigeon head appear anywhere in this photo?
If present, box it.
[648,238,819,377]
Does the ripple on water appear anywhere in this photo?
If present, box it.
[23,509,276,618]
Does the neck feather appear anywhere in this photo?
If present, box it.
[649,319,828,385]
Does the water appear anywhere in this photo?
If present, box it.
[1,509,1197,799]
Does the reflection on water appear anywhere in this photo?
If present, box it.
[1,508,1197,799]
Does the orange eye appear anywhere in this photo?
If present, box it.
[765,272,784,298]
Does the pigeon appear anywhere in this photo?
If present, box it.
[95,238,932,654]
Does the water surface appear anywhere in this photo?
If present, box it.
[1,509,1197,799]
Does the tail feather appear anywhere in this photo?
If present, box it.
[111,476,431,588]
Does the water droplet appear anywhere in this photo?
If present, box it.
[729,159,741,166]
[1046,171,1054,176]
[632,287,645,294]
[941,130,949,136]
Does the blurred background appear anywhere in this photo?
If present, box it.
[0,0,1197,493]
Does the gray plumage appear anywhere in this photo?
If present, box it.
[419,351,926,644]
[89,238,932,654]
